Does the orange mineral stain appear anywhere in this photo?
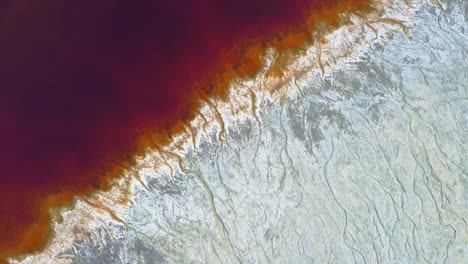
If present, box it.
[0,0,372,261]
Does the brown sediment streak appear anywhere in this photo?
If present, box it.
[0,0,372,261]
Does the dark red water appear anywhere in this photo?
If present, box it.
[0,0,370,260]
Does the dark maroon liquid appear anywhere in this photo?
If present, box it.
[0,0,370,259]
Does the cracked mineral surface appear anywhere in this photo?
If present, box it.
[10,0,467,263]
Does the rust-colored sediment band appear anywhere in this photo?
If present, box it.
[0,0,372,262]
